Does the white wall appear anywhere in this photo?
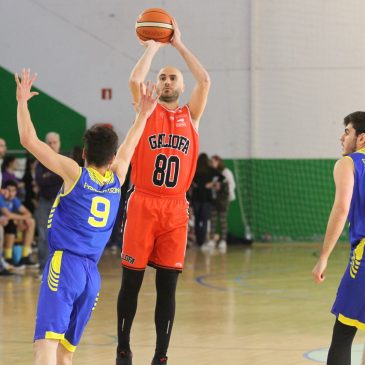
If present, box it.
[2,0,365,159]
[0,0,250,158]
[255,0,365,158]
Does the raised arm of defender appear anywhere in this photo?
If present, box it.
[111,81,160,184]
[16,69,159,189]
[15,69,80,192]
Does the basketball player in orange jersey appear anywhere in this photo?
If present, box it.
[116,18,210,365]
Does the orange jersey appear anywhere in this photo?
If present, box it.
[131,103,199,196]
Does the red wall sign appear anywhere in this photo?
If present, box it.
[101,88,112,100]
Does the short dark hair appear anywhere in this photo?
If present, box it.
[83,125,118,167]
[212,155,225,172]
[1,155,16,172]
[3,180,18,189]
[344,112,365,136]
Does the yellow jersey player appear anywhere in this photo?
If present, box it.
[15,68,159,365]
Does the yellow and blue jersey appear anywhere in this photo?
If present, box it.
[331,148,365,329]
[346,148,365,248]
[47,167,121,263]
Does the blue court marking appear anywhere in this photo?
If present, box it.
[195,272,248,292]
[195,267,316,300]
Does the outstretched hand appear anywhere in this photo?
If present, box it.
[15,68,39,103]
[137,81,160,117]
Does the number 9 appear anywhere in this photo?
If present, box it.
[88,197,110,228]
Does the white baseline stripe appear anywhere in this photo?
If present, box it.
[136,22,173,30]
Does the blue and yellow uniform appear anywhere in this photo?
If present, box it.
[332,148,365,329]
[34,167,121,351]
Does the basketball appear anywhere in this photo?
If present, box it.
[135,8,174,43]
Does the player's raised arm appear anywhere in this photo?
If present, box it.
[15,69,80,188]
[112,81,160,184]
[129,41,165,111]
[312,157,354,283]
[171,18,211,129]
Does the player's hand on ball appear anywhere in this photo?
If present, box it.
[140,39,166,49]
[138,81,161,117]
[15,68,39,103]
[170,17,182,47]
[312,258,327,283]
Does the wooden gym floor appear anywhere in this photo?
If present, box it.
[1,242,365,365]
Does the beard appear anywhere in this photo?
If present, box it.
[159,89,179,103]
[342,141,357,156]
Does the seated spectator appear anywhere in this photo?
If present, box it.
[2,156,19,185]
[0,214,12,276]
[0,137,14,275]
[1,155,25,200]
[0,180,37,268]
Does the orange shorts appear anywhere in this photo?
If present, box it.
[121,190,189,271]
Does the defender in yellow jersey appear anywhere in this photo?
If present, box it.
[15,69,160,365]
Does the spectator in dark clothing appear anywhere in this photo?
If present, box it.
[0,138,6,170]
[1,156,18,187]
[1,155,25,188]
[192,153,219,247]
[206,155,236,251]
[2,155,26,200]
[70,145,84,167]
[35,161,63,200]
[0,138,13,275]
[22,156,38,214]
[34,132,63,275]
[107,166,131,251]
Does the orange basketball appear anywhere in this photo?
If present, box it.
[135,8,174,43]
